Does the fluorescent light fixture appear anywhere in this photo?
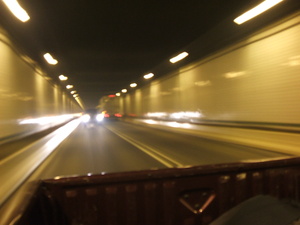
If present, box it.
[73,94,79,98]
[43,53,58,65]
[121,89,127,93]
[234,0,284,25]
[116,92,121,96]
[66,85,73,89]
[143,73,154,79]
[3,0,30,22]
[130,83,137,88]
[169,52,189,63]
[70,90,77,94]
[59,75,68,81]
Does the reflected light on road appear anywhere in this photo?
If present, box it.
[45,120,80,150]
[3,0,30,22]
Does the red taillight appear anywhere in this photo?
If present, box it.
[114,113,122,117]
[104,114,110,118]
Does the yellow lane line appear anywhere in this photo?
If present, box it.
[105,126,184,168]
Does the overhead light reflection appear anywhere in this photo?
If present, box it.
[170,52,189,63]
[3,0,30,22]
[130,83,137,88]
[43,53,58,65]
[234,0,284,25]
[59,75,68,81]
[223,71,247,79]
[143,73,154,79]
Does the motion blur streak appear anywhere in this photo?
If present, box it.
[18,114,75,125]
[234,0,284,24]
[169,52,189,63]
[2,0,30,22]
[166,122,192,129]
[0,119,80,206]
[43,53,58,65]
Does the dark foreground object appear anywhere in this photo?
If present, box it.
[18,157,300,225]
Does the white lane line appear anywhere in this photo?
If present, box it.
[0,119,80,206]
[105,126,184,168]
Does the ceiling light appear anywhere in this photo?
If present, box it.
[169,52,189,63]
[143,73,154,79]
[43,53,58,65]
[234,0,284,25]
[66,85,73,89]
[130,83,137,88]
[116,93,121,96]
[121,89,127,93]
[70,91,77,94]
[59,75,68,81]
[3,0,30,22]
[73,94,79,98]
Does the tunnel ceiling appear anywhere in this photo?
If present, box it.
[0,0,297,108]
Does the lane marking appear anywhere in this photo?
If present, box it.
[104,125,184,168]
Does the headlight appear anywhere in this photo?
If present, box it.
[82,114,91,123]
[96,114,104,122]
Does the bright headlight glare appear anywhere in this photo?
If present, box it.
[96,114,104,122]
[82,114,90,123]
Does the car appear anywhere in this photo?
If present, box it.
[81,109,104,127]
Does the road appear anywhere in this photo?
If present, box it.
[36,120,289,179]
[0,119,294,224]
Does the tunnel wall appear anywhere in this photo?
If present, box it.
[120,12,300,126]
[0,26,82,143]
